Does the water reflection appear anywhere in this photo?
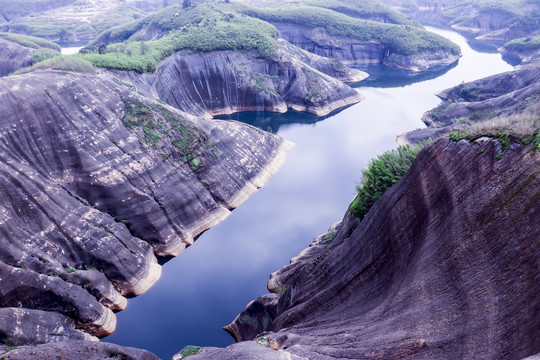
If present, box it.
[107,27,514,359]
[215,109,341,133]
[351,61,458,88]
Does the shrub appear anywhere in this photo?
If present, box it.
[0,32,60,51]
[82,4,279,73]
[349,142,429,220]
[14,56,95,74]
[31,48,60,63]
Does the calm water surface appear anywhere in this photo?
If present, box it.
[107,27,513,359]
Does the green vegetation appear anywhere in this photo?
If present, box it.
[504,35,540,54]
[448,99,540,153]
[232,3,460,56]
[121,98,215,169]
[81,4,279,73]
[31,48,60,63]
[0,32,60,51]
[66,269,76,274]
[0,2,146,41]
[289,0,418,26]
[180,345,201,357]
[14,56,95,74]
[321,231,337,244]
[349,142,429,220]
[454,81,481,101]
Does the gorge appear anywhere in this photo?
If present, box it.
[105,27,516,359]
[0,0,538,359]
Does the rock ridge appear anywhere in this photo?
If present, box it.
[192,138,540,359]
[0,69,292,347]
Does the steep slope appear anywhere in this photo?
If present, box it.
[190,138,540,359]
[0,69,291,347]
[0,33,60,76]
[233,2,461,71]
[381,0,540,53]
[399,61,540,144]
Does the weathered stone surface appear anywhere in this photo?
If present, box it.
[0,38,34,77]
[0,341,159,360]
[400,61,540,144]
[276,23,460,71]
[0,69,291,346]
[195,138,540,359]
[113,41,365,118]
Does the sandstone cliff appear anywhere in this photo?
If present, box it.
[191,137,540,359]
[111,40,366,117]
[276,23,460,71]
[399,61,540,144]
[0,38,34,76]
[0,69,291,349]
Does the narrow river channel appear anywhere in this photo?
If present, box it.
[107,27,513,359]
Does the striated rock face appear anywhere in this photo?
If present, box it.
[276,23,460,71]
[194,138,540,359]
[0,341,159,360]
[0,38,34,77]
[399,61,540,144]
[0,69,291,346]
[115,41,365,117]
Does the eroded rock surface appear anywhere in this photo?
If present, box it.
[0,341,159,360]
[0,38,34,77]
[399,61,540,144]
[112,40,366,118]
[0,69,291,346]
[194,138,540,359]
[276,23,460,71]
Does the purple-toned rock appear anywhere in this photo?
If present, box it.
[0,341,159,360]
[0,69,291,347]
[193,138,540,359]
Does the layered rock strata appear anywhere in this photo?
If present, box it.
[275,23,460,71]
[192,138,540,359]
[0,38,34,77]
[0,69,291,346]
[399,61,540,144]
[112,40,366,118]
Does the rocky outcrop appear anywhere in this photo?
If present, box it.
[0,69,291,346]
[382,0,540,48]
[0,341,159,360]
[113,40,366,117]
[0,38,34,76]
[192,137,540,359]
[275,23,460,71]
[399,61,540,144]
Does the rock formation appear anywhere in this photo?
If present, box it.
[191,137,540,359]
[110,40,366,117]
[0,38,34,76]
[0,69,291,349]
[399,61,540,144]
[275,23,460,72]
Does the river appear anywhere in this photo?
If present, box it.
[106,27,513,359]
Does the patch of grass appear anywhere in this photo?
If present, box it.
[349,141,430,220]
[121,98,214,166]
[31,48,60,63]
[66,269,76,274]
[0,32,60,51]
[504,35,540,53]
[81,4,279,73]
[180,345,201,358]
[14,55,95,74]
[321,231,337,244]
